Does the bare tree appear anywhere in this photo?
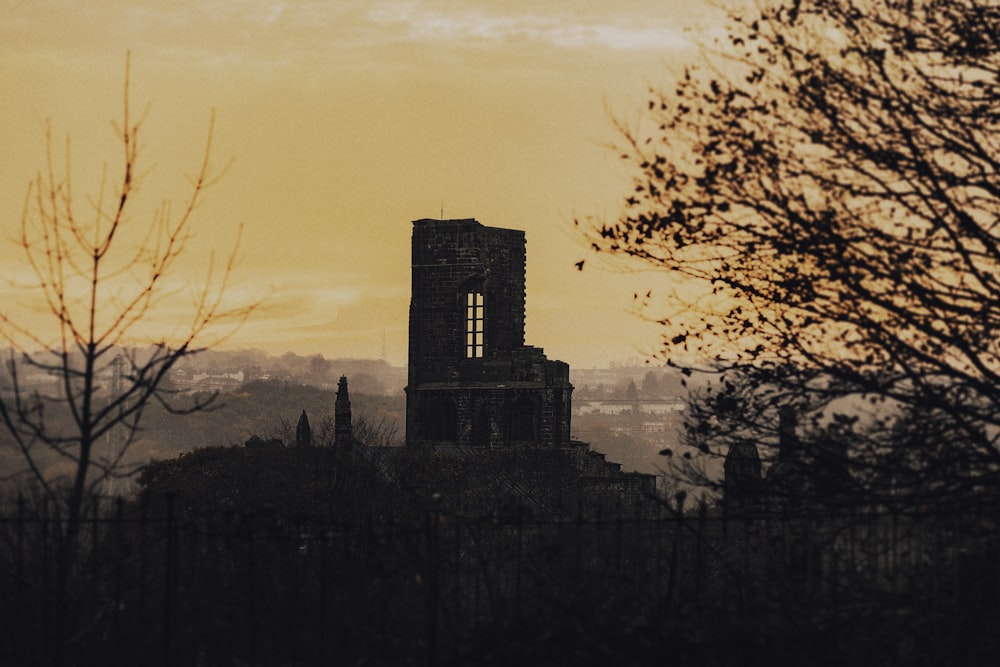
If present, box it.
[0,55,255,662]
[581,0,1000,501]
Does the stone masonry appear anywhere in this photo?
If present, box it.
[405,218,573,447]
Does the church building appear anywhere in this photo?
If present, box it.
[405,218,573,447]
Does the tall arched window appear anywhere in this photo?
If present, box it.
[466,292,485,358]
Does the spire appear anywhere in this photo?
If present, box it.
[335,375,353,448]
[296,409,312,447]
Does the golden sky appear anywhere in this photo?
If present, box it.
[1,0,728,368]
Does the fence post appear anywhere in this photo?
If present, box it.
[15,493,26,667]
[515,507,524,626]
[695,501,706,604]
[113,496,124,666]
[15,493,24,583]
[90,494,100,640]
[654,499,663,605]
[665,493,685,608]
[163,493,176,667]
[740,511,751,617]
[452,514,463,631]
[615,502,623,575]
[139,495,148,615]
[425,509,439,667]
[246,511,257,665]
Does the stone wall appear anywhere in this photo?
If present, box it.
[407,218,526,385]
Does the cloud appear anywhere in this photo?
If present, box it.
[245,283,363,323]
[366,3,692,51]
[0,0,697,69]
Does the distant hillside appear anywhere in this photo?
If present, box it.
[171,349,407,395]
[0,379,405,490]
[0,350,704,490]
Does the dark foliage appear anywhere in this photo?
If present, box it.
[581,0,1000,503]
[1,469,998,666]
[0,57,256,666]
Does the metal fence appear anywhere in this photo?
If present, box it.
[1,493,997,666]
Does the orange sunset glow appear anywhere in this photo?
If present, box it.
[0,1,729,368]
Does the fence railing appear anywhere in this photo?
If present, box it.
[1,494,997,666]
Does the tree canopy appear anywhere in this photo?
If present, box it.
[582,0,1000,499]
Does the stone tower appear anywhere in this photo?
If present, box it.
[405,218,573,447]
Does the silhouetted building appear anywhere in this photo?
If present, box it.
[405,218,572,448]
[724,406,854,514]
[724,441,762,516]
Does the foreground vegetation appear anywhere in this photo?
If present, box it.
[1,444,997,666]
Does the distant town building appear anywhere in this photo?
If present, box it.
[184,370,245,391]
[573,398,685,417]
[723,440,762,516]
[724,406,853,515]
